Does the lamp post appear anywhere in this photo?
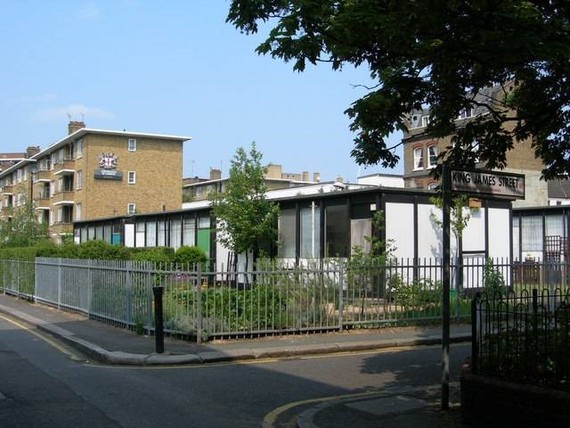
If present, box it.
[441,163,451,411]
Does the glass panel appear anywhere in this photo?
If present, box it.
[198,216,210,229]
[183,218,196,246]
[104,225,112,244]
[157,221,166,246]
[96,226,103,240]
[278,208,296,258]
[170,219,182,250]
[146,221,156,247]
[546,215,564,237]
[521,216,543,253]
[512,217,520,261]
[325,204,349,258]
[300,205,320,258]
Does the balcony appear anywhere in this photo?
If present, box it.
[35,169,51,182]
[50,222,73,235]
[1,184,14,194]
[34,195,50,210]
[1,206,13,216]
[51,190,75,205]
[52,158,75,175]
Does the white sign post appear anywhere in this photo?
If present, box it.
[441,167,524,411]
[450,169,525,199]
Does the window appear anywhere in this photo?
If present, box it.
[421,115,430,127]
[427,182,439,190]
[413,147,424,170]
[459,108,473,119]
[183,217,196,246]
[128,138,137,152]
[157,220,166,246]
[127,203,136,215]
[76,170,83,190]
[300,204,321,258]
[325,204,349,258]
[278,208,296,258]
[427,145,438,168]
[76,139,83,158]
[128,171,136,184]
[135,222,146,248]
[146,221,157,247]
[75,203,82,221]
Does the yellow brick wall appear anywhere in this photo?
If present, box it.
[78,134,182,220]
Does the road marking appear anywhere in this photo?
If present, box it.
[262,383,457,428]
[262,390,387,428]
[0,314,84,362]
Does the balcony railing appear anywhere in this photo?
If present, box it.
[52,158,75,175]
[51,191,75,205]
[1,206,13,216]
[35,170,51,181]
[50,222,73,235]
[1,184,14,194]
[34,196,50,210]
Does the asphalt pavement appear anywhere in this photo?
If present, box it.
[0,293,473,427]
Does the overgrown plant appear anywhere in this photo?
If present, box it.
[346,211,396,311]
[0,196,50,248]
[430,194,476,250]
[483,258,506,298]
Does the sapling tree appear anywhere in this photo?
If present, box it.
[210,143,279,273]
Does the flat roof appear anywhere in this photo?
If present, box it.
[0,128,192,178]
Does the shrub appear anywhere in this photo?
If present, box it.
[130,247,175,265]
[174,246,207,268]
[77,240,131,260]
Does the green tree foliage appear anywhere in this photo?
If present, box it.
[227,1,570,179]
[209,143,279,266]
[0,199,49,247]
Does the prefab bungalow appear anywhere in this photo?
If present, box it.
[74,184,513,282]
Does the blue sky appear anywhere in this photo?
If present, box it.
[0,1,403,182]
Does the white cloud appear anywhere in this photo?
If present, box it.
[77,4,101,21]
[35,104,115,122]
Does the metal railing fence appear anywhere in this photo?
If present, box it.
[472,288,570,390]
[1,256,567,341]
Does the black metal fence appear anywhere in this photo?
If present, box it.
[472,288,570,390]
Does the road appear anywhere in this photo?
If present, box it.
[0,315,470,427]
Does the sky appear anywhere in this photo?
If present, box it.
[0,1,403,183]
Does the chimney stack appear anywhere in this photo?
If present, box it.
[26,146,40,158]
[68,120,86,135]
[210,168,222,180]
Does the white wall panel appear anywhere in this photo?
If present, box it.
[462,209,486,252]
[417,204,445,259]
[488,207,511,259]
[385,202,415,259]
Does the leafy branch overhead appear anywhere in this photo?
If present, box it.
[227,1,570,179]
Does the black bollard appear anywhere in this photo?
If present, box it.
[153,286,164,354]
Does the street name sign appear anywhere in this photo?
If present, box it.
[450,168,525,199]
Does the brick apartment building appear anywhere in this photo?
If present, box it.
[183,164,320,202]
[0,121,190,241]
[402,85,546,207]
